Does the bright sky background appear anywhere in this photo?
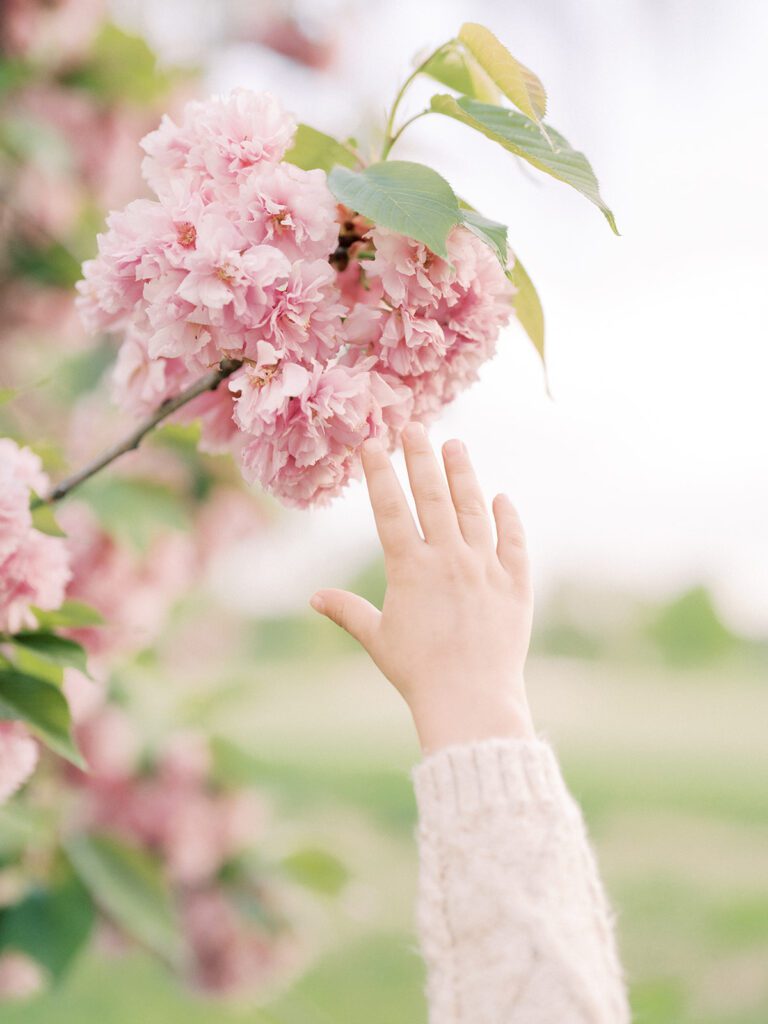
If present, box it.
[112,0,768,633]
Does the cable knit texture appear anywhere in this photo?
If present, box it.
[412,737,631,1023]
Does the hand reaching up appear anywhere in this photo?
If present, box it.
[311,423,535,753]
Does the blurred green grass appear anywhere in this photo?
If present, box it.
[5,586,768,1024]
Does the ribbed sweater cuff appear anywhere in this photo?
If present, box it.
[412,737,572,828]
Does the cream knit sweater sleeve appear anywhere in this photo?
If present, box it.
[412,737,631,1024]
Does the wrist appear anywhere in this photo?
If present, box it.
[409,683,535,755]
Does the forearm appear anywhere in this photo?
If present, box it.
[413,737,631,1024]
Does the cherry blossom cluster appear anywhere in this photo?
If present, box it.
[60,510,295,994]
[68,679,295,995]
[77,89,515,507]
[60,501,194,664]
[0,440,71,635]
[0,440,71,807]
[0,500,294,999]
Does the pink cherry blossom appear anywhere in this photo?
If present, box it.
[346,305,448,377]
[0,437,49,495]
[63,668,104,723]
[249,258,345,365]
[0,531,72,633]
[175,215,270,313]
[60,502,193,659]
[183,887,291,995]
[0,723,38,805]
[351,227,515,422]
[76,704,141,781]
[0,464,33,564]
[78,89,518,509]
[365,226,465,309]
[141,90,296,196]
[76,200,173,333]
[0,440,71,633]
[0,0,103,65]
[76,722,265,886]
[180,384,240,455]
[335,255,383,309]
[238,360,409,507]
[193,487,268,566]
[0,952,45,1000]
[239,162,339,261]
[111,319,192,417]
[14,164,81,240]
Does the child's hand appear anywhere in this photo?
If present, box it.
[311,423,535,753]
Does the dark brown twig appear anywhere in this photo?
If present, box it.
[46,358,243,503]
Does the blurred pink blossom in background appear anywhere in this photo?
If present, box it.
[60,502,194,660]
[0,722,39,805]
[0,439,71,634]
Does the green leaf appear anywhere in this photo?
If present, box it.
[284,124,358,173]
[0,58,31,97]
[459,208,508,265]
[7,644,63,687]
[30,502,64,537]
[0,804,54,862]
[0,388,17,406]
[1,114,71,171]
[0,669,83,768]
[508,256,545,365]
[328,161,460,257]
[422,42,500,103]
[52,341,115,402]
[12,633,88,673]
[458,22,546,123]
[32,600,104,630]
[281,847,349,896]
[66,834,182,967]
[7,237,82,289]
[0,870,94,982]
[430,95,618,233]
[60,24,173,104]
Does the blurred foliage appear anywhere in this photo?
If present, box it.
[5,238,82,289]
[77,476,192,551]
[533,616,605,660]
[50,342,115,401]
[269,934,425,1024]
[0,866,94,982]
[646,585,739,666]
[348,556,387,610]
[280,847,349,897]
[532,581,761,672]
[59,25,178,105]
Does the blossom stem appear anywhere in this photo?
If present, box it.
[380,41,452,160]
[381,110,430,158]
[44,358,243,504]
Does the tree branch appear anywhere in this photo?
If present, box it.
[46,358,243,504]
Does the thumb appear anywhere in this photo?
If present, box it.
[310,589,380,650]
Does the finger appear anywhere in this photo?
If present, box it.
[493,494,529,577]
[442,439,494,549]
[310,589,380,650]
[402,422,460,544]
[361,438,421,557]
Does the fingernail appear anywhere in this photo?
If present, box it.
[310,594,324,612]
[362,437,384,454]
[404,421,426,441]
[496,493,512,507]
[444,438,465,457]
